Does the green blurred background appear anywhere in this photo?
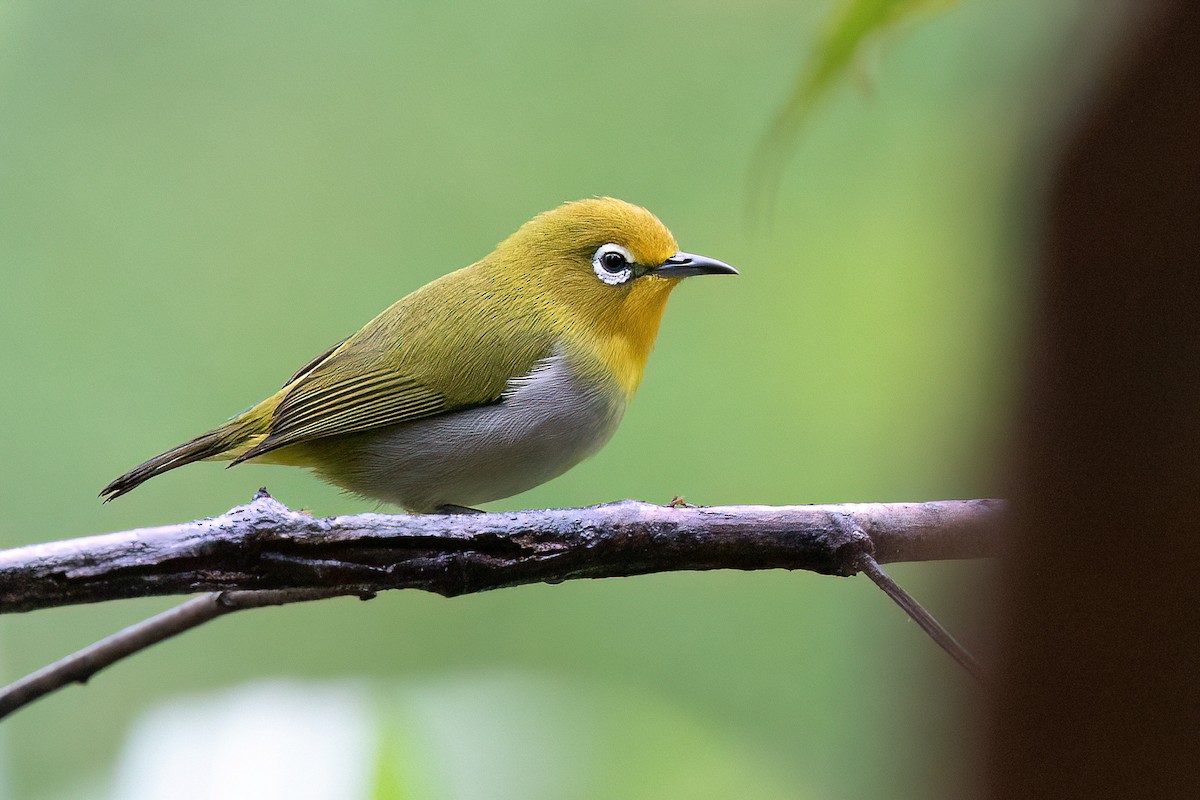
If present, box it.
[0,1,1096,797]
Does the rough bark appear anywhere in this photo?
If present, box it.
[0,492,1003,613]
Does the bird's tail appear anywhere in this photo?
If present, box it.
[100,414,268,502]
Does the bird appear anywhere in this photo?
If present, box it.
[100,197,737,512]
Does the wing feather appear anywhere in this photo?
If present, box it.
[232,269,553,464]
[233,358,465,463]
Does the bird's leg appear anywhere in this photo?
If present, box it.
[437,504,487,515]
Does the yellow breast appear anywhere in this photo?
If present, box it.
[554,275,676,401]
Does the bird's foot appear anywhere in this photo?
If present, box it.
[437,503,487,515]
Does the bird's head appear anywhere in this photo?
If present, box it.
[491,197,737,327]
[486,197,737,395]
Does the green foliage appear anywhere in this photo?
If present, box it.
[750,0,957,216]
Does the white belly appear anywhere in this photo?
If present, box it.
[303,354,627,511]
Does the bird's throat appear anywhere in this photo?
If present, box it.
[566,284,674,399]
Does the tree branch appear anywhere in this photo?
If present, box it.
[0,491,1003,720]
[0,588,343,719]
[0,491,1003,613]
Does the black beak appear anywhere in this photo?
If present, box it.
[651,251,739,278]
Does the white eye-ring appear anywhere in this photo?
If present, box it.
[592,243,635,285]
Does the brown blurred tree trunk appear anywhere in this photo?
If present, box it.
[994,2,1200,798]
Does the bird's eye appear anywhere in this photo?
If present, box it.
[601,251,626,272]
[592,243,635,285]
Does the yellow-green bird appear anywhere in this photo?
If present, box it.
[101,198,737,512]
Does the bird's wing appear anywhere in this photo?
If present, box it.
[232,359,450,464]
[280,337,348,387]
[232,298,551,464]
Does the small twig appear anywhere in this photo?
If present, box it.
[855,553,984,680]
[0,588,349,720]
[825,512,983,679]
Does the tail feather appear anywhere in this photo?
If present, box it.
[100,426,251,502]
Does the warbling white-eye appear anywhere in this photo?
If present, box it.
[101,198,737,512]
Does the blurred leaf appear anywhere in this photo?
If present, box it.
[381,674,804,800]
[106,677,802,799]
[370,724,409,800]
[749,0,957,218]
